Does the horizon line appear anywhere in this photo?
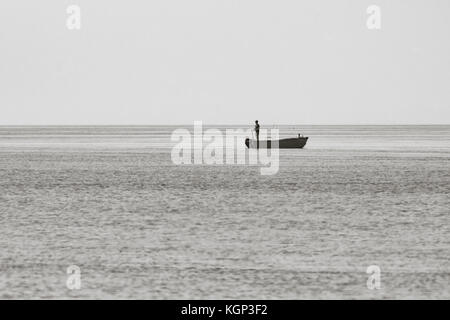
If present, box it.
[0,123,449,126]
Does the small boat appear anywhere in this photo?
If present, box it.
[245,135,308,149]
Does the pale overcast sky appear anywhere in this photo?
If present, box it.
[0,0,449,125]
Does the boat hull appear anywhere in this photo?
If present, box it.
[245,137,308,149]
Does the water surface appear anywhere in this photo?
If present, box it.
[0,125,449,299]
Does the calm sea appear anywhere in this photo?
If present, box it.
[0,125,449,299]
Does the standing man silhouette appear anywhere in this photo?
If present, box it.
[254,120,260,149]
